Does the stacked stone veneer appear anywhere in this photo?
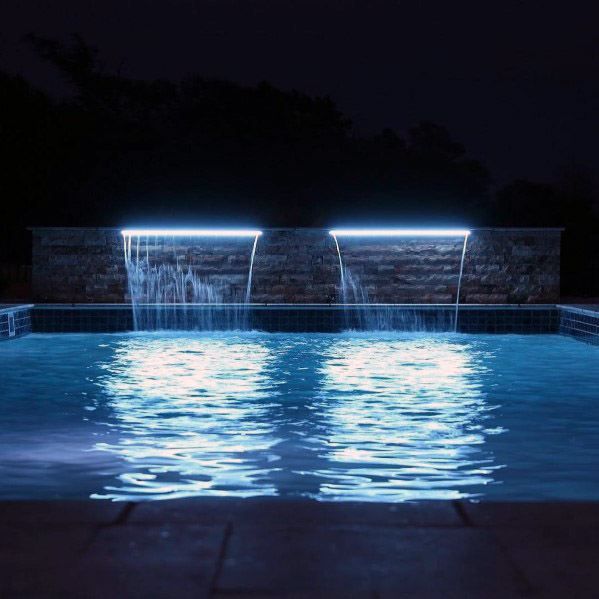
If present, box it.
[31,228,561,304]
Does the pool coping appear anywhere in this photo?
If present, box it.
[557,304,599,317]
[0,303,34,315]
[558,304,599,345]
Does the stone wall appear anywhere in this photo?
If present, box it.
[32,229,127,303]
[31,228,561,304]
[460,229,561,303]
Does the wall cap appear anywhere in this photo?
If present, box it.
[27,226,565,233]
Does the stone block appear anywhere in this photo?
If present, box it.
[30,228,562,304]
[216,526,525,597]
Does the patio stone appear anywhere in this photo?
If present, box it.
[0,499,128,525]
[459,501,599,527]
[215,526,529,598]
[129,497,241,524]
[0,524,97,596]
[230,497,461,528]
[68,523,227,598]
[494,526,599,598]
[2,499,599,598]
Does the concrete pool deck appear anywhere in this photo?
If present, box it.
[1,499,598,597]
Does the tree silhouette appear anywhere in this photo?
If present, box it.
[2,34,597,295]
[9,35,491,227]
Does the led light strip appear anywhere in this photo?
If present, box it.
[121,229,262,237]
[329,229,470,237]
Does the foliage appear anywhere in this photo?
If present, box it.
[2,35,597,294]
[3,35,491,229]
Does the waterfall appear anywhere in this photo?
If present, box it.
[245,233,260,304]
[454,233,469,332]
[332,234,378,329]
[332,233,345,304]
[123,232,261,331]
[332,231,470,332]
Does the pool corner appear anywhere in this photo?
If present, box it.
[0,304,33,341]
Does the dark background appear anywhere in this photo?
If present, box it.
[1,1,598,297]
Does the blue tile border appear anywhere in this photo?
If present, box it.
[29,303,562,334]
[1,303,593,342]
[0,305,33,340]
[32,305,133,333]
[6,303,599,347]
[459,306,558,334]
[558,305,599,345]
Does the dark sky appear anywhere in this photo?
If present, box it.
[2,0,598,185]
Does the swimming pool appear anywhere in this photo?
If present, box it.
[1,332,598,501]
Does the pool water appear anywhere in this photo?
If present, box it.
[1,332,598,502]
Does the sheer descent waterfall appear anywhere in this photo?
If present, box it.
[122,230,261,331]
[331,230,471,332]
[454,233,470,332]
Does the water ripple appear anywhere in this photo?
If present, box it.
[91,333,500,501]
[3,332,599,501]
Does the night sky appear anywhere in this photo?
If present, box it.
[2,0,598,186]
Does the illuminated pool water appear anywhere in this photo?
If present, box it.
[1,332,598,501]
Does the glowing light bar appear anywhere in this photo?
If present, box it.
[121,229,262,237]
[329,229,470,237]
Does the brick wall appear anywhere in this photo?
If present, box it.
[31,228,561,304]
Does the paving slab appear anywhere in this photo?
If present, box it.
[0,523,95,560]
[230,498,461,528]
[459,501,599,528]
[494,526,599,598]
[0,524,96,597]
[129,497,241,524]
[216,526,530,598]
[2,565,84,599]
[69,523,225,599]
[0,500,127,525]
[2,500,599,598]
[131,497,460,528]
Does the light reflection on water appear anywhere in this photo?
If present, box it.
[92,333,502,501]
[94,336,279,499]
[319,338,501,500]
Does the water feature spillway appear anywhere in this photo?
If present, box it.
[330,229,471,332]
[454,233,470,332]
[122,230,261,330]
